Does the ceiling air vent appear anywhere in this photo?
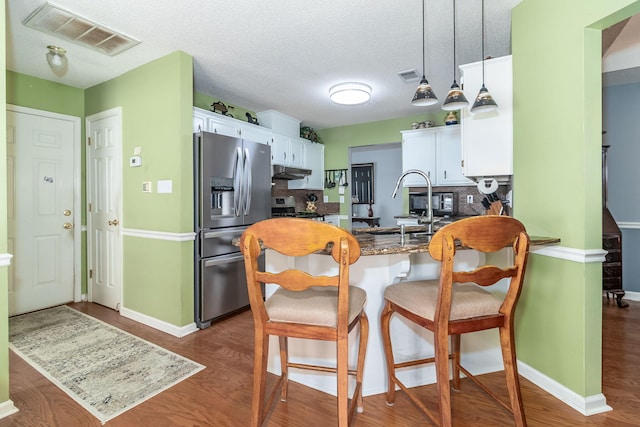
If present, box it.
[23,2,140,56]
[396,69,421,83]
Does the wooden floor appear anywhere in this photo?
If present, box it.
[2,298,639,426]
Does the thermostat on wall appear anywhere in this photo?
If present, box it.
[130,156,142,167]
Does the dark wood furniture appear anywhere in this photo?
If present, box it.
[240,218,369,427]
[602,144,627,308]
[380,216,530,427]
[603,208,627,308]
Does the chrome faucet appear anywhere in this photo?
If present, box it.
[391,169,433,234]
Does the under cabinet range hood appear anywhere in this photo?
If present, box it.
[272,164,312,180]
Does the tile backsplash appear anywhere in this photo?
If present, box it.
[271,179,339,214]
[271,179,512,217]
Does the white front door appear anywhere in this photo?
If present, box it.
[6,106,80,315]
[86,108,123,311]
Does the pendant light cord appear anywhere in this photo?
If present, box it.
[481,0,485,85]
[452,0,457,82]
[421,0,426,78]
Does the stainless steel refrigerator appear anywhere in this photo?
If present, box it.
[194,131,271,328]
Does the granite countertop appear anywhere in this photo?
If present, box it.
[351,225,560,256]
[232,219,560,257]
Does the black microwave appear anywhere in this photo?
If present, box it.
[409,192,457,216]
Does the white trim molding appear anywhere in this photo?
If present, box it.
[122,228,196,242]
[530,245,607,263]
[0,254,13,267]
[0,400,19,420]
[618,221,640,230]
[622,290,640,301]
[120,306,199,338]
[518,361,612,416]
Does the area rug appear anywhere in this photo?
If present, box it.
[9,305,205,424]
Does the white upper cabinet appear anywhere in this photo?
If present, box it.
[193,107,241,138]
[193,108,324,189]
[206,114,241,138]
[460,55,513,179]
[271,134,304,167]
[401,129,436,186]
[240,123,273,146]
[288,141,325,190]
[401,125,472,187]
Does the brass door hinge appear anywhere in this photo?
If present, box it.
[89,269,93,279]
[87,137,91,146]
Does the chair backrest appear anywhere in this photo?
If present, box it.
[240,218,361,325]
[428,215,530,318]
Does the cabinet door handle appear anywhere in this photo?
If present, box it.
[444,170,447,179]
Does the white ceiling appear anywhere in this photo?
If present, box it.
[4,0,544,130]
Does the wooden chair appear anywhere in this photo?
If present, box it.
[240,218,369,427]
[380,215,530,426]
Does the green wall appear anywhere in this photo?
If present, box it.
[317,112,449,219]
[512,0,640,397]
[1,0,9,406]
[85,51,194,326]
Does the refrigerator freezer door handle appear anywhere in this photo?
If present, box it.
[233,147,243,217]
[243,147,252,215]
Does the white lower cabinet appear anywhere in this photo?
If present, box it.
[401,125,472,187]
[322,215,341,227]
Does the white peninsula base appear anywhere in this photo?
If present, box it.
[264,248,512,398]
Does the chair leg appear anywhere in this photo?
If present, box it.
[356,311,369,413]
[434,327,453,427]
[337,330,349,427]
[278,336,288,402]
[380,300,397,406]
[451,334,461,391]
[499,325,527,427]
[251,331,269,427]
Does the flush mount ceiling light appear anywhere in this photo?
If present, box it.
[442,0,469,111]
[329,83,372,105]
[411,0,438,107]
[470,0,498,114]
[46,45,67,74]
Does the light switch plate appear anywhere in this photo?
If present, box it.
[157,180,172,193]
[323,195,329,203]
[339,196,345,203]
[142,182,151,193]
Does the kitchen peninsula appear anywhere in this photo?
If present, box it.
[262,225,559,398]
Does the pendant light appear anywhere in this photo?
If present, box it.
[470,0,498,113]
[442,0,469,111]
[411,0,438,106]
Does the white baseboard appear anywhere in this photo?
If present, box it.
[0,400,19,420]
[518,361,612,416]
[621,291,640,301]
[120,306,199,338]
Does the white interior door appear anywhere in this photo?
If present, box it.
[87,108,123,310]
[6,106,80,315]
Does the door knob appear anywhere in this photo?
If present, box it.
[108,219,119,226]
[63,222,73,229]
[63,210,71,216]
